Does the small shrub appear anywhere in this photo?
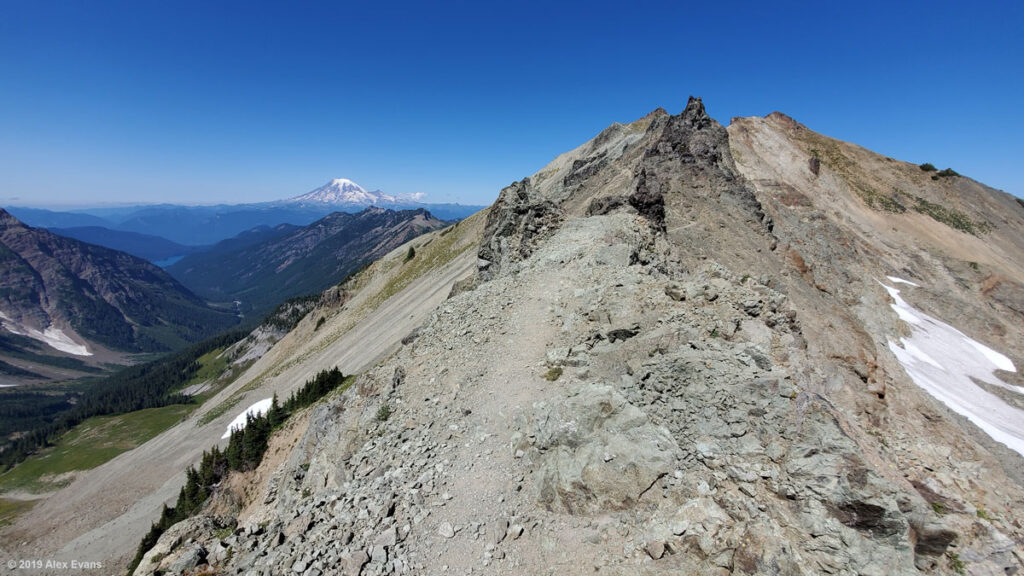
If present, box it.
[936,168,959,178]
[542,367,563,381]
[969,261,980,271]
[314,316,326,331]
[405,246,416,262]
[948,552,966,574]
[919,163,937,172]
[912,196,988,235]
[976,506,989,520]
[710,328,719,338]
[931,501,945,515]
[376,404,391,421]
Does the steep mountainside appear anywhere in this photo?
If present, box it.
[4,101,1023,576]
[0,209,237,377]
[167,207,447,314]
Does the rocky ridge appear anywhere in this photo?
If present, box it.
[134,99,1024,576]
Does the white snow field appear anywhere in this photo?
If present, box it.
[0,310,92,356]
[886,276,920,287]
[0,319,92,357]
[222,398,274,439]
[37,326,92,356]
[883,282,1024,457]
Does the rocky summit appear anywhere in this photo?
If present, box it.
[12,98,1024,576]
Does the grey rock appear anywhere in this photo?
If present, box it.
[531,383,678,514]
[168,545,206,575]
[437,521,456,539]
[645,540,665,560]
[488,518,509,545]
[345,551,369,576]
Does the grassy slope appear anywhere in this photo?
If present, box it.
[0,347,235,501]
[0,404,194,495]
[222,210,485,404]
[0,498,34,528]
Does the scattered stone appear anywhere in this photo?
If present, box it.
[645,540,666,560]
[345,551,369,576]
[488,519,509,545]
[438,522,456,539]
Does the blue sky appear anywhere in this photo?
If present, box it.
[1,0,1021,207]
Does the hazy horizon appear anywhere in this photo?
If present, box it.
[1,176,491,211]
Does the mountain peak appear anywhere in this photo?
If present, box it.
[288,178,389,205]
[286,179,427,206]
[326,178,366,193]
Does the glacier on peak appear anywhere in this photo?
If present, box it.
[287,178,425,206]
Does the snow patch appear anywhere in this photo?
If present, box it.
[883,282,1024,457]
[39,327,92,356]
[222,398,274,439]
[0,312,92,356]
[880,283,921,325]
[886,276,920,287]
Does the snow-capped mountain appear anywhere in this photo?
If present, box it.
[287,178,425,206]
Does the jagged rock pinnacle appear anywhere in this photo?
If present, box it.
[681,95,711,127]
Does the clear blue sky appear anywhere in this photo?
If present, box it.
[1,0,1021,207]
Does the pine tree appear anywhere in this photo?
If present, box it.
[268,393,285,428]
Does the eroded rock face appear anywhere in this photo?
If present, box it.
[632,96,768,233]
[527,384,678,514]
[477,178,563,280]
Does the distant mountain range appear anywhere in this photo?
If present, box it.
[6,179,484,247]
[0,209,238,384]
[166,207,447,314]
[50,227,203,262]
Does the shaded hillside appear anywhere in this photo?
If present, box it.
[0,209,238,372]
[167,207,447,314]
[112,204,331,246]
[2,207,111,229]
[49,226,201,263]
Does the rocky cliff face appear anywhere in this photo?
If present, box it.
[132,100,1024,576]
[0,209,237,376]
